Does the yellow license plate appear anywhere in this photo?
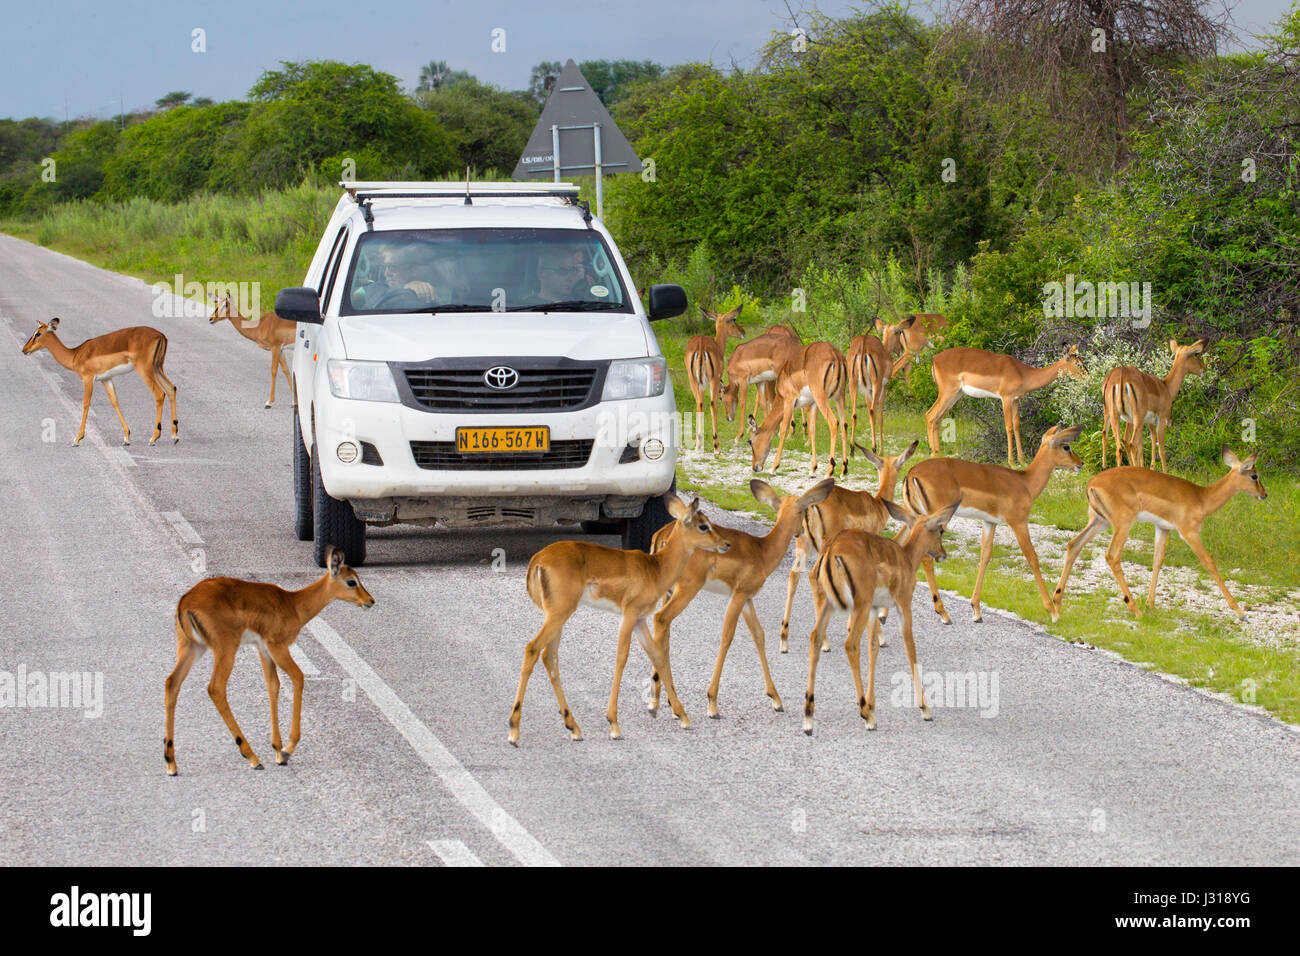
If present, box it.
[455,427,550,454]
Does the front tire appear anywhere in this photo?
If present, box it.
[312,434,366,567]
[621,478,676,553]
[293,407,313,541]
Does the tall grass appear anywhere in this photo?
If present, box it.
[2,182,343,295]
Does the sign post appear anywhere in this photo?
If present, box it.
[513,60,641,220]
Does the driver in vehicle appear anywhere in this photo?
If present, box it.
[361,246,436,309]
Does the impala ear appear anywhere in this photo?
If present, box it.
[862,447,884,470]
[325,546,344,576]
[898,439,920,465]
[1192,338,1207,354]
[48,317,59,330]
[875,318,885,333]
[1169,339,1180,354]
[883,498,914,528]
[799,477,835,508]
[928,500,961,532]
[724,304,742,321]
[665,493,689,521]
[1042,424,1060,443]
[1241,450,1258,469]
[749,478,783,512]
[1051,425,1082,447]
[1221,446,1242,469]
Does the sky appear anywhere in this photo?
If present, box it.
[0,0,1295,122]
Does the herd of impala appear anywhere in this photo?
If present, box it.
[17,298,1268,766]
[507,308,1268,745]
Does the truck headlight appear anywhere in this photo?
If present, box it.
[602,357,667,401]
[327,360,400,402]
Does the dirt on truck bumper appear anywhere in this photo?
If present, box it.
[313,388,678,526]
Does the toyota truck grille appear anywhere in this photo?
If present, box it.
[402,366,600,412]
[410,439,595,471]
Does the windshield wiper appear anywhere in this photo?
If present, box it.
[506,300,621,312]
[401,304,495,314]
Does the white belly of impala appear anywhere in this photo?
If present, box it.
[870,586,895,611]
[702,579,732,596]
[240,630,271,657]
[580,587,623,614]
[956,507,1002,525]
[960,384,1000,399]
[95,362,133,381]
[794,386,815,408]
[1135,510,1176,531]
[749,370,777,385]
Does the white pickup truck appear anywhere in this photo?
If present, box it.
[275,182,685,566]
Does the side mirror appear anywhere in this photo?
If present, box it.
[275,287,323,325]
[647,284,687,321]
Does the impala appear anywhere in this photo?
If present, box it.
[748,341,849,477]
[722,329,803,444]
[164,546,374,775]
[926,344,1087,465]
[22,317,178,447]
[904,425,1084,624]
[878,312,946,377]
[802,499,960,734]
[508,493,730,745]
[780,440,919,652]
[1100,338,1207,471]
[645,478,834,718]
[1054,448,1266,620]
[684,305,746,452]
[208,293,297,409]
[846,332,892,453]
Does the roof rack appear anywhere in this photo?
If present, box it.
[341,181,580,202]
[343,181,588,232]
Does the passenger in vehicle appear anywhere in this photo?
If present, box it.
[533,247,595,304]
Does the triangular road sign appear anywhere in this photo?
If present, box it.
[512,59,642,180]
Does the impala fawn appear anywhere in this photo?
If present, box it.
[803,499,960,734]
[508,493,730,745]
[165,546,374,774]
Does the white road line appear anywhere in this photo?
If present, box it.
[426,839,485,867]
[306,619,560,867]
[290,643,321,677]
[160,510,204,544]
[113,448,136,468]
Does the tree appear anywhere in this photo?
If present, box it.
[415,60,473,93]
[416,79,536,173]
[526,60,563,105]
[213,61,457,191]
[154,91,192,110]
[943,0,1231,165]
[576,59,663,104]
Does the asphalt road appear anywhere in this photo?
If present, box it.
[1,233,1297,866]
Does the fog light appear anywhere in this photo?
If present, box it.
[337,441,359,463]
[642,438,665,460]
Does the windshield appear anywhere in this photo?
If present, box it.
[342,227,632,315]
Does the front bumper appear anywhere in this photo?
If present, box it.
[313,387,678,524]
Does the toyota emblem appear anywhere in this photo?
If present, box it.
[484,366,519,390]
